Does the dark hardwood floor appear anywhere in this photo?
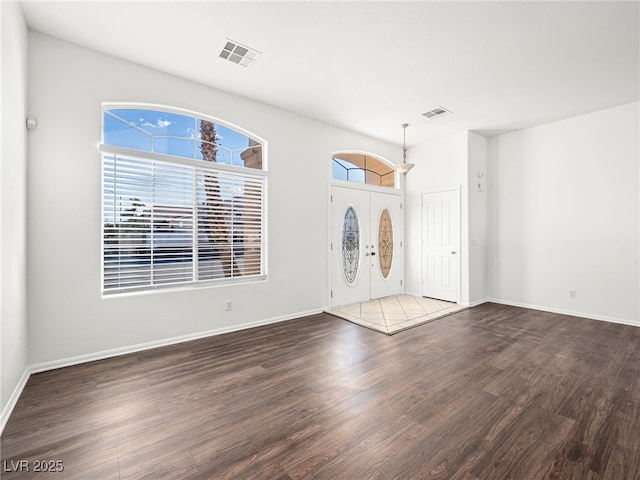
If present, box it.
[2,303,639,479]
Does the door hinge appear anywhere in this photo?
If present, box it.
[330,242,333,250]
[400,241,403,247]
[330,195,333,202]
[400,202,403,209]
[331,290,333,298]
[400,280,403,286]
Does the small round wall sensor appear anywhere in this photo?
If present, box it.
[26,117,38,130]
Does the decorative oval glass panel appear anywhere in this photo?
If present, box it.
[378,208,393,279]
[342,206,360,284]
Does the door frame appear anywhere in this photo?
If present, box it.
[421,186,461,304]
[328,180,404,308]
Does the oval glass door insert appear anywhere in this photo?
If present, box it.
[342,206,360,284]
[378,208,393,279]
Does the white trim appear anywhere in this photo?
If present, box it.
[0,368,30,435]
[330,179,401,196]
[99,144,268,178]
[327,182,333,308]
[102,274,268,299]
[30,308,322,374]
[422,185,462,195]
[486,298,640,328]
[402,291,486,308]
[467,298,489,308]
[400,294,639,326]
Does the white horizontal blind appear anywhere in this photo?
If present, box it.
[103,153,265,294]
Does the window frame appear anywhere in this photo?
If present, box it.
[100,103,268,296]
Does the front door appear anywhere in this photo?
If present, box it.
[422,188,459,302]
[331,185,403,307]
[369,191,403,300]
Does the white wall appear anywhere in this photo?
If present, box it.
[487,102,640,325]
[468,132,488,305]
[404,130,488,307]
[486,136,500,301]
[1,1,29,428]
[404,130,470,304]
[27,32,398,367]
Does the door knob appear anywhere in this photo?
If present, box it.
[371,252,376,256]
[451,251,456,255]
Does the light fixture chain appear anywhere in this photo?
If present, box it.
[396,123,415,175]
[402,123,408,163]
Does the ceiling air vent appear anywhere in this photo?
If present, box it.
[422,106,451,119]
[219,39,261,68]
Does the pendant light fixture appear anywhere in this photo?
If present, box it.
[396,123,415,174]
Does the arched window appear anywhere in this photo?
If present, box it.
[101,105,266,294]
[332,152,396,188]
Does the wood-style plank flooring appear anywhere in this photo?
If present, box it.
[2,303,639,479]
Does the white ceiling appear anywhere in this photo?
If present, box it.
[19,1,640,147]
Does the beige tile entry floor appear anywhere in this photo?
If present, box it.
[327,295,467,335]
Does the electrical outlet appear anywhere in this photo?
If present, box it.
[225,301,233,311]
[569,290,576,299]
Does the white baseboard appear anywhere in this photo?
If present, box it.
[467,298,489,308]
[31,309,323,374]
[1,367,31,435]
[485,298,640,328]
[402,291,489,309]
[1,309,322,433]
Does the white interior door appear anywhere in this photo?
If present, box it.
[331,185,403,307]
[422,189,459,302]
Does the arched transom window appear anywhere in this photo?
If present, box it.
[101,105,267,294]
[332,152,395,188]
